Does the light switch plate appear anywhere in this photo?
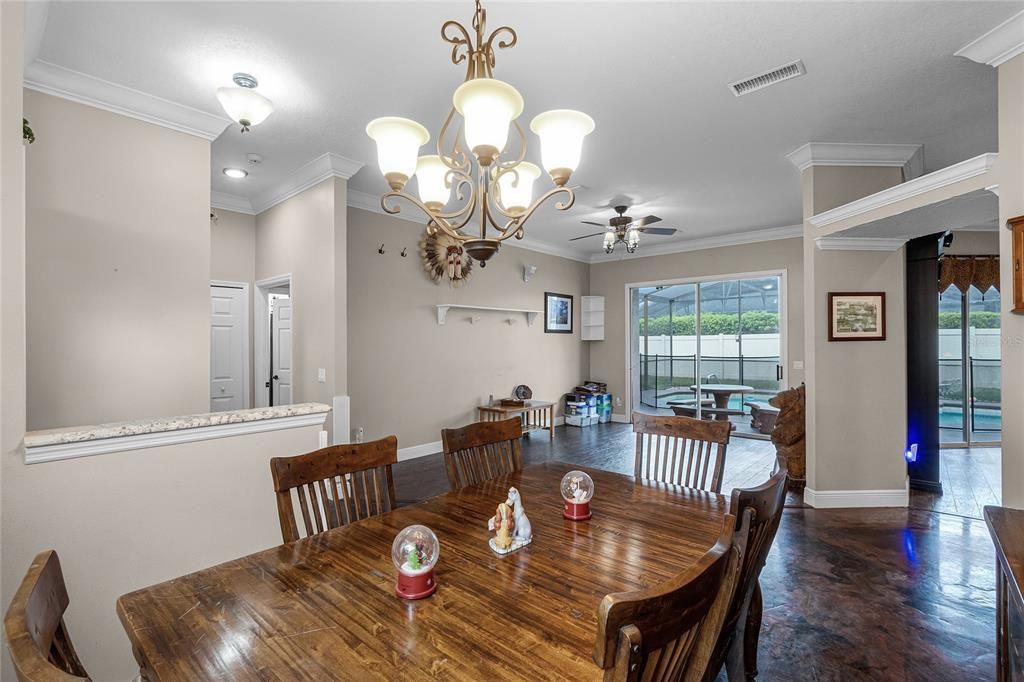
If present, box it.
[792,360,804,370]
[318,368,327,382]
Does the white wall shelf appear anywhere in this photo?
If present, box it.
[435,304,541,327]
[581,296,605,341]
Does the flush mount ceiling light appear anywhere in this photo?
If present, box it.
[216,73,274,133]
[223,167,248,179]
[365,0,595,266]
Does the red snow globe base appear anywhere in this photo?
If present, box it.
[563,499,592,521]
[395,568,437,600]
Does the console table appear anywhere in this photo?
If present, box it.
[478,400,556,440]
[986,505,1024,681]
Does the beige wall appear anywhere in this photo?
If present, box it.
[24,91,210,430]
[333,181,348,397]
[945,229,1000,255]
[1,1,26,608]
[587,238,805,417]
[1,423,325,681]
[255,179,339,409]
[998,54,1024,508]
[211,208,256,407]
[803,166,908,496]
[346,207,589,448]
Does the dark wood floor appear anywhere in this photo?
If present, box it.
[393,423,997,681]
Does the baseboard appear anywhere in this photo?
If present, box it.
[398,440,442,462]
[803,486,909,509]
[611,413,631,424]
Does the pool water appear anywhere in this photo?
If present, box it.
[939,406,1002,430]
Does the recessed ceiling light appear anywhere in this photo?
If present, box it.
[223,167,248,179]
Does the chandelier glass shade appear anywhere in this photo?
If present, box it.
[365,0,594,265]
[216,73,273,133]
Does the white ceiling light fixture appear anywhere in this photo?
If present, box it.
[216,73,274,133]
[223,167,248,179]
[365,0,595,266]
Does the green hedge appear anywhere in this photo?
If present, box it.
[938,311,1001,329]
[639,312,779,336]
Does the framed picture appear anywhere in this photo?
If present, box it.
[544,292,573,334]
[828,292,886,341]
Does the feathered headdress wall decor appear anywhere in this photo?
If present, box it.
[421,231,473,287]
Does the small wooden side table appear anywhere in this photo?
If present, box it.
[478,400,556,440]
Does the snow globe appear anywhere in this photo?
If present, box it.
[561,470,594,520]
[391,524,439,599]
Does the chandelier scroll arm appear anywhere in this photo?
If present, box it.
[493,186,576,242]
[483,25,518,68]
[441,20,473,68]
[437,107,471,173]
[496,120,527,170]
[381,190,471,244]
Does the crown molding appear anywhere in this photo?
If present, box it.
[346,189,589,263]
[588,224,804,264]
[955,9,1024,67]
[252,153,364,214]
[211,192,256,215]
[815,237,907,251]
[24,60,230,141]
[808,152,998,230]
[985,184,1000,197]
[786,142,924,179]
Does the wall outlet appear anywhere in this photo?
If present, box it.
[353,427,364,444]
[318,368,326,383]
[614,396,623,407]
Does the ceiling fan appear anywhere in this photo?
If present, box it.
[570,205,677,254]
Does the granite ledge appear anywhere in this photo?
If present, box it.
[25,403,331,448]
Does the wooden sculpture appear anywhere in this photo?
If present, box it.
[770,384,806,489]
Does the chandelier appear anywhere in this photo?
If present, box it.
[365,0,595,266]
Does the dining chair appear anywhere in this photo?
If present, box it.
[632,412,732,493]
[593,513,743,682]
[4,550,91,681]
[441,417,523,491]
[709,466,789,681]
[270,435,398,543]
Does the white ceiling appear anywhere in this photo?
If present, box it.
[29,1,1022,259]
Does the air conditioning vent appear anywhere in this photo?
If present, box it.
[729,60,806,97]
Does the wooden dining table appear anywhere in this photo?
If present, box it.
[117,462,728,681]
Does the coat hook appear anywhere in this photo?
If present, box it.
[400,247,408,257]
[378,243,386,255]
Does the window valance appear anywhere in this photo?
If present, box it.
[939,255,999,294]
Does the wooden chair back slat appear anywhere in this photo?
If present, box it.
[442,418,523,490]
[633,412,731,493]
[594,514,744,682]
[709,465,789,679]
[270,436,398,543]
[4,550,90,681]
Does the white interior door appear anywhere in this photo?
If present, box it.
[272,298,293,406]
[210,285,247,412]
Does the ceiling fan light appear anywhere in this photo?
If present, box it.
[453,78,524,166]
[366,117,430,191]
[603,231,616,251]
[626,226,640,250]
[496,161,541,215]
[529,109,595,186]
[216,86,273,132]
[415,155,452,211]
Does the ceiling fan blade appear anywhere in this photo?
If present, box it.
[633,215,663,227]
[580,220,607,227]
[639,227,677,236]
[569,232,608,242]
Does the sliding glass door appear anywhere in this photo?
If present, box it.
[938,284,1001,446]
[633,274,784,439]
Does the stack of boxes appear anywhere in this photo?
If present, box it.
[564,385,613,428]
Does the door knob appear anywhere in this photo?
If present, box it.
[272,375,280,381]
